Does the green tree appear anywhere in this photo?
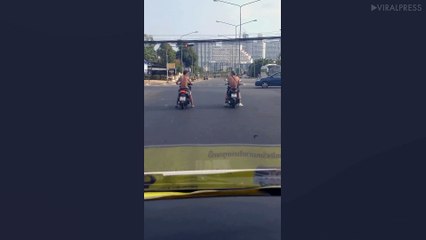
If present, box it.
[156,43,176,66]
[176,61,183,74]
[188,48,198,70]
[144,34,157,63]
[176,41,199,73]
[247,58,275,77]
[144,45,158,63]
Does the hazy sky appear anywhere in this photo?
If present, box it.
[144,0,281,40]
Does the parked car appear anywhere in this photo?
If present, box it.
[255,72,281,88]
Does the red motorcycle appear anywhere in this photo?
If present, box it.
[177,84,192,109]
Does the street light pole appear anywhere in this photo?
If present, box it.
[216,19,257,72]
[234,26,237,71]
[166,48,169,82]
[239,6,241,75]
[190,54,193,76]
[180,31,198,74]
[252,40,255,78]
[214,0,261,75]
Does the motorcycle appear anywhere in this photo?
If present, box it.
[226,86,240,108]
[177,85,192,109]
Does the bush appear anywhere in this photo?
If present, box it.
[149,75,167,80]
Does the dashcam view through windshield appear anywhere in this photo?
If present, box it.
[144,3,281,235]
[144,0,281,193]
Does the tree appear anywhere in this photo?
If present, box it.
[247,58,275,77]
[156,43,176,66]
[144,45,157,63]
[175,41,199,73]
[144,34,153,41]
[174,59,182,74]
[144,34,157,63]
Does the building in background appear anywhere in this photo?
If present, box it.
[242,33,280,61]
[194,42,213,72]
[265,40,281,60]
[194,41,251,72]
[193,34,281,73]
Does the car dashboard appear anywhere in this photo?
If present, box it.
[144,196,281,240]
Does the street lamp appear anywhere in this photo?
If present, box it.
[216,19,257,38]
[180,31,198,74]
[252,39,255,78]
[214,0,261,75]
[165,48,169,82]
[216,19,257,71]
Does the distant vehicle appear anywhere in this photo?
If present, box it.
[260,64,281,78]
[255,72,281,88]
[144,59,150,75]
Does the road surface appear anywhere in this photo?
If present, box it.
[144,78,281,146]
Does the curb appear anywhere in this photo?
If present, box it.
[144,80,175,86]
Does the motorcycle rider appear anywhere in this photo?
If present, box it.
[175,70,194,108]
[225,70,243,106]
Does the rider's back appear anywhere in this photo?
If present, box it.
[179,76,190,88]
[227,75,240,89]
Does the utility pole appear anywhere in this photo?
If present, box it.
[214,0,261,75]
[180,31,198,74]
[216,19,257,73]
[166,47,169,82]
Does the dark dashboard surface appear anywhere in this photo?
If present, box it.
[144,196,281,240]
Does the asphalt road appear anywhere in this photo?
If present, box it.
[144,78,281,146]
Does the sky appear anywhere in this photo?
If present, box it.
[144,0,281,40]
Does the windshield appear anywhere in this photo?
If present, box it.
[144,0,281,194]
